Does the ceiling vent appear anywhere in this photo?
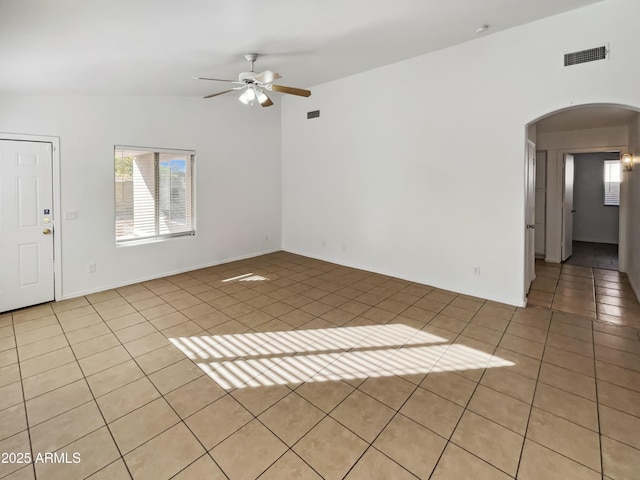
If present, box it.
[564,45,607,66]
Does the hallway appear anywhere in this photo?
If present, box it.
[529,260,640,329]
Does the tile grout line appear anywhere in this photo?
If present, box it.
[512,302,552,479]
[426,305,524,479]
[91,284,236,479]
[49,298,137,480]
[590,266,606,480]
[8,310,37,480]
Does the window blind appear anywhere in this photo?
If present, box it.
[603,160,620,206]
[115,147,195,244]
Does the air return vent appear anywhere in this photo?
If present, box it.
[564,45,607,66]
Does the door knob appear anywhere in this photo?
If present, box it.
[42,229,51,235]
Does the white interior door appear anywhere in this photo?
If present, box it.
[562,153,575,261]
[525,141,536,293]
[0,140,55,312]
[534,150,547,256]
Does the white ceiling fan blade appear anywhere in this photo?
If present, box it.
[253,70,282,84]
[194,76,245,86]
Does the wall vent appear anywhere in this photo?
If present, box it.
[564,45,607,66]
[307,110,320,119]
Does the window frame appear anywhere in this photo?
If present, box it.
[603,159,621,207]
[115,145,196,246]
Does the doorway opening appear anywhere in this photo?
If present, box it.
[563,151,621,270]
[524,104,640,319]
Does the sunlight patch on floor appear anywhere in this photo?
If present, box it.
[169,323,514,390]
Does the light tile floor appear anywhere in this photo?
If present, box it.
[1,252,639,479]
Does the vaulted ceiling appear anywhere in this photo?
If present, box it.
[0,0,605,96]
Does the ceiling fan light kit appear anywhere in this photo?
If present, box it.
[195,53,311,107]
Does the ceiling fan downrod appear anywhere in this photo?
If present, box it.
[245,53,258,73]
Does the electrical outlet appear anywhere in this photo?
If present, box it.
[473,266,480,276]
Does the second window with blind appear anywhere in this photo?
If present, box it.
[115,146,195,244]
[603,159,621,207]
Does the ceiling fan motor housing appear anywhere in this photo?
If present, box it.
[238,72,257,82]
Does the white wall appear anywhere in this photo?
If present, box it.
[537,126,628,262]
[0,96,282,299]
[572,152,620,244]
[281,0,640,306]
[626,114,640,298]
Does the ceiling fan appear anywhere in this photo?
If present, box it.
[194,53,311,107]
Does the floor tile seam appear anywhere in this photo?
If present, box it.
[494,341,544,362]
[13,328,72,349]
[501,329,550,347]
[535,373,596,402]
[591,340,640,357]
[522,436,603,476]
[12,319,63,337]
[528,395,600,432]
[342,443,418,480]
[346,373,423,417]
[464,387,534,430]
[445,435,522,479]
[592,350,640,374]
[20,362,90,403]
[78,296,218,479]
[164,452,223,480]
[599,430,640,452]
[86,457,133,480]
[39,315,136,480]
[7,319,36,480]
[595,299,640,312]
[249,405,329,477]
[513,306,552,479]
[308,335,456,448]
[587,299,609,479]
[119,379,229,476]
[417,319,516,479]
[0,464,36,480]
[10,313,56,327]
[595,301,640,316]
[105,412,183,457]
[28,410,106,456]
[592,323,640,339]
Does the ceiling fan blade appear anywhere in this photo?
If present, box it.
[203,89,235,99]
[193,76,236,83]
[259,93,274,107]
[253,70,282,84]
[270,84,312,97]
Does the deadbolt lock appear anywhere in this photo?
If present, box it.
[43,229,51,235]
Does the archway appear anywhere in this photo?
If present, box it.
[524,103,640,309]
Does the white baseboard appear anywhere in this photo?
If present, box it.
[281,248,527,308]
[58,248,281,301]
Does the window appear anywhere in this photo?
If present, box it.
[115,146,195,244]
[603,159,621,206]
